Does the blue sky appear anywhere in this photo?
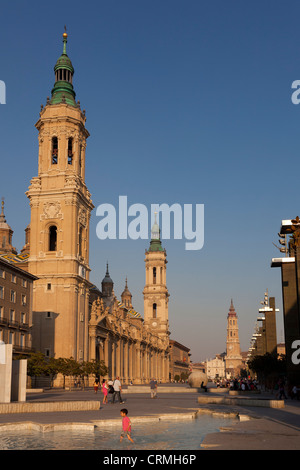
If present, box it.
[1,0,299,361]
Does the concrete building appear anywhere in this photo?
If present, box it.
[271,217,300,386]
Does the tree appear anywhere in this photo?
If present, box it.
[27,352,48,387]
[248,353,286,386]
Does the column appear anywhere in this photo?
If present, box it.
[124,339,129,384]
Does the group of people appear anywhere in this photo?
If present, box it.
[93,377,125,404]
[215,378,258,391]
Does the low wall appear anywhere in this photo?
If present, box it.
[197,396,285,408]
[125,386,201,393]
[0,400,100,414]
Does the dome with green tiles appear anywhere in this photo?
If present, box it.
[50,30,77,106]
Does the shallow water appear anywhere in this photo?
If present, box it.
[0,414,236,450]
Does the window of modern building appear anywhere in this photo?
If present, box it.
[10,290,16,303]
[9,331,14,345]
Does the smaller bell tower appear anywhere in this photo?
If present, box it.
[143,213,170,338]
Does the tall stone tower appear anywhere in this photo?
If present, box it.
[225,299,242,378]
[143,214,170,340]
[26,30,94,362]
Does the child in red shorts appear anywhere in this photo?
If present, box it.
[120,409,134,443]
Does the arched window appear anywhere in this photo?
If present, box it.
[68,138,73,165]
[52,137,58,164]
[153,267,156,284]
[153,303,157,318]
[49,226,57,251]
[79,226,83,257]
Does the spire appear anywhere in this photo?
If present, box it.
[0,197,17,255]
[148,210,164,252]
[101,262,114,297]
[228,299,237,316]
[0,198,6,223]
[121,276,132,308]
[50,28,77,106]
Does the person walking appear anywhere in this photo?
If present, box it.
[102,379,108,404]
[120,408,134,443]
[93,379,99,393]
[278,380,287,400]
[112,376,124,404]
[150,378,157,398]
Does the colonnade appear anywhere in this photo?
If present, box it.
[94,333,169,384]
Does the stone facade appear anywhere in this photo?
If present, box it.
[169,340,190,380]
[206,355,225,380]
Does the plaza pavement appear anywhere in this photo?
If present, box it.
[0,384,300,450]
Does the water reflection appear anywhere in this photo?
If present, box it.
[0,415,235,450]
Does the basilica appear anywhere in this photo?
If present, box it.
[0,30,190,385]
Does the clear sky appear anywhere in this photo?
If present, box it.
[1,0,299,362]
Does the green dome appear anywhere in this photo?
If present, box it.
[50,31,77,107]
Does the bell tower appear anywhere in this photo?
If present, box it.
[26,30,94,362]
[143,213,170,339]
[225,299,243,378]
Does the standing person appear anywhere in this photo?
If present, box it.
[150,378,157,398]
[107,379,114,403]
[120,409,134,443]
[112,376,124,404]
[93,379,99,393]
[278,380,287,400]
[102,379,108,404]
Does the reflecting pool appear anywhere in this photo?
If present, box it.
[0,414,236,450]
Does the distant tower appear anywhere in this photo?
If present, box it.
[0,198,17,255]
[225,299,242,378]
[121,277,132,309]
[143,212,170,338]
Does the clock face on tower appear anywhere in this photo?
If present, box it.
[152,322,157,327]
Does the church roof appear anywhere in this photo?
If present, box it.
[0,253,29,263]
[117,300,142,318]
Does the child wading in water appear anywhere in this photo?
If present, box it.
[120,409,134,443]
